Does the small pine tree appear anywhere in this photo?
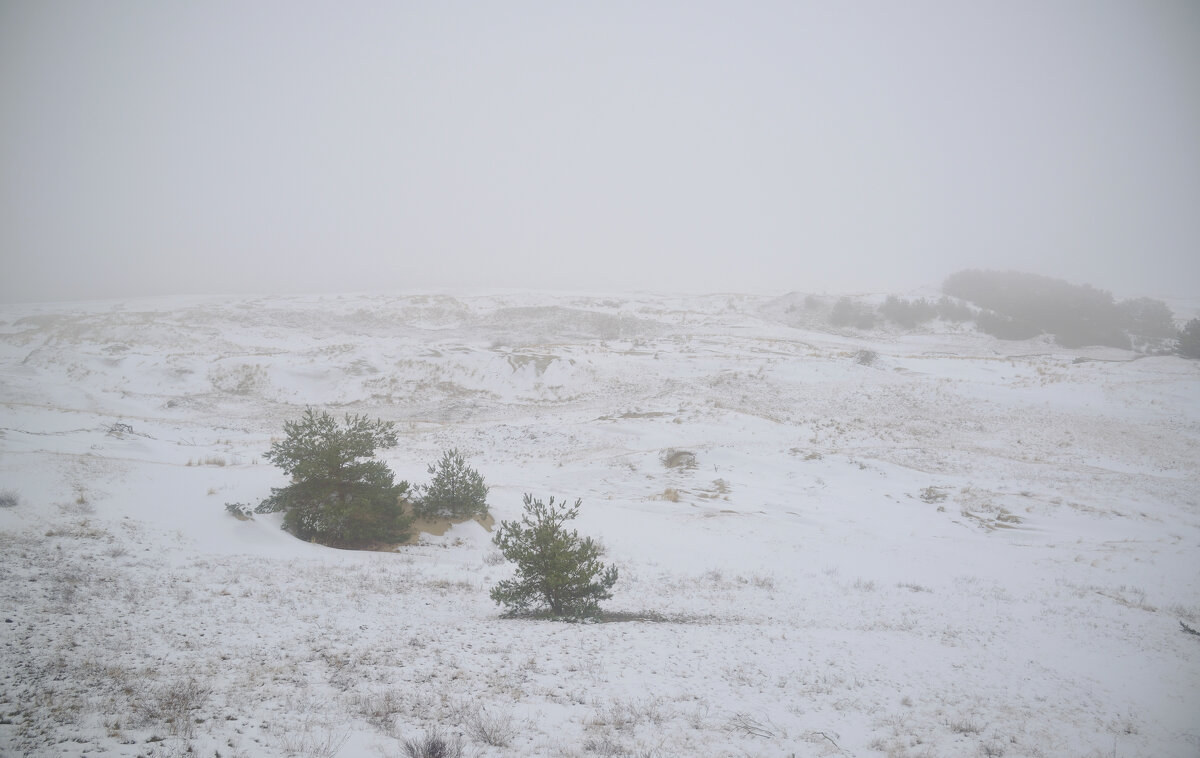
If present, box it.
[490,494,618,620]
[417,448,489,519]
[256,408,411,547]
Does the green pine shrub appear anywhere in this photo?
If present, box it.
[256,408,411,547]
[490,494,618,620]
[416,448,489,519]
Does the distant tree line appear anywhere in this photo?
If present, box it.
[877,295,972,328]
[823,270,1194,356]
[941,269,1177,349]
[828,298,877,330]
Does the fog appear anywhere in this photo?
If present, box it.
[2,1,1198,304]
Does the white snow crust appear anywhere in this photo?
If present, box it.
[0,291,1197,757]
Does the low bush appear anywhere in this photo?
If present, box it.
[490,494,618,619]
[224,502,253,520]
[403,728,465,758]
[462,704,517,747]
[416,448,489,519]
[661,449,696,469]
[131,677,212,738]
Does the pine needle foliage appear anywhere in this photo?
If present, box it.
[256,408,411,547]
[417,448,489,519]
[490,494,618,620]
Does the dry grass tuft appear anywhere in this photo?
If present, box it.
[660,449,697,469]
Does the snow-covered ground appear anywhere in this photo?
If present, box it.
[1,291,1197,758]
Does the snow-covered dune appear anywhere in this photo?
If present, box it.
[1,292,1197,757]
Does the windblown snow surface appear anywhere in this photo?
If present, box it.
[0,292,1197,758]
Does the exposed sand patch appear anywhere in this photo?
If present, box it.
[401,502,495,544]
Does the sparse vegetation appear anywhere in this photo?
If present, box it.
[661,449,697,469]
[224,502,254,520]
[587,696,667,731]
[130,677,212,738]
[462,703,517,747]
[187,456,227,467]
[255,408,411,547]
[854,349,878,366]
[0,490,17,508]
[946,716,983,734]
[490,494,619,619]
[403,728,465,758]
[920,486,948,503]
[106,422,134,437]
[725,711,779,738]
[209,363,268,395]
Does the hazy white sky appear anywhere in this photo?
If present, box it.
[2,1,1198,303]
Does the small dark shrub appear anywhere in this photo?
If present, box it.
[463,704,517,747]
[131,677,212,738]
[224,502,253,520]
[417,448,489,519]
[920,487,948,503]
[403,729,464,758]
[107,422,134,437]
[491,494,618,619]
[0,490,17,508]
[661,449,697,469]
